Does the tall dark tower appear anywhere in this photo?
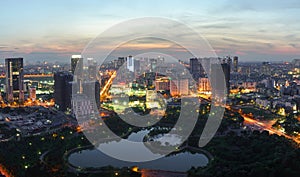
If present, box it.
[221,63,230,95]
[54,72,73,111]
[226,57,232,73]
[5,58,24,104]
[233,56,238,73]
[211,62,230,97]
[190,58,200,79]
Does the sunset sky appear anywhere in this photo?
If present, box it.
[0,0,300,62]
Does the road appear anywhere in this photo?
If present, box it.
[100,71,116,101]
[241,113,300,144]
[223,105,300,145]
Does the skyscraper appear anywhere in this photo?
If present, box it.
[127,55,134,72]
[233,56,238,73]
[71,55,83,75]
[211,62,230,96]
[190,58,200,79]
[5,58,24,103]
[221,63,231,94]
[170,78,189,96]
[82,81,101,109]
[226,57,232,73]
[54,72,73,111]
[87,58,97,80]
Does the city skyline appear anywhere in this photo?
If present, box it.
[0,0,300,62]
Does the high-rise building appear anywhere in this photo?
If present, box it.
[233,56,238,73]
[87,58,97,80]
[226,57,232,72]
[71,55,83,75]
[127,55,134,72]
[190,58,200,79]
[82,81,101,109]
[155,77,170,92]
[29,87,36,101]
[149,58,157,71]
[199,77,211,92]
[5,58,24,103]
[170,78,189,96]
[54,72,73,111]
[211,63,230,96]
[72,94,96,119]
[222,63,231,94]
[190,58,208,79]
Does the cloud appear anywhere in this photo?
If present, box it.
[289,43,297,48]
[200,24,231,29]
[0,46,8,49]
[264,43,274,48]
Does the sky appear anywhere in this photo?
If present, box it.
[0,0,300,63]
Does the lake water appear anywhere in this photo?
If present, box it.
[68,130,209,172]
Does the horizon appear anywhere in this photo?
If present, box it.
[0,0,300,62]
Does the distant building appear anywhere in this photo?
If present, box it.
[127,55,134,72]
[29,87,36,101]
[155,77,170,92]
[211,63,230,96]
[292,59,300,68]
[87,58,97,80]
[71,55,83,75]
[54,72,73,111]
[117,57,126,69]
[190,58,201,79]
[82,81,100,109]
[170,78,189,96]
[222,63,231,94]
[5,58,24,103]
[199,77,211,92]
[190,58,211,79]
[72,94,95,119]
[226,57,232,72]
[261,62,271,75]
[233,56,238,73]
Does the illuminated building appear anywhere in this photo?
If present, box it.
[170,78,189,96]
[71,55,83,75]
[146,90,158,102]
[155,77,170,92]
[5,58,24,103]
[29,87,36,101]
[54,72,73,111]
[199,77,211,92]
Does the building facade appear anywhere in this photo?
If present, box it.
[5,58,24,103]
